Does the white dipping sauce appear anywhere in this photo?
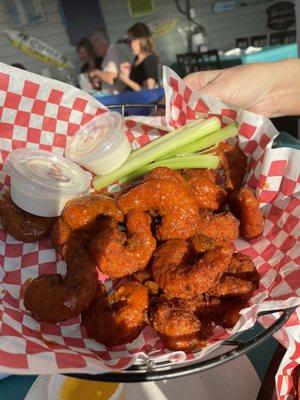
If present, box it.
[65,111,131,175]
[4,149,90,217]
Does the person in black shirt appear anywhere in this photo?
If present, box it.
[76,38,103,74]
[119,23,159,91]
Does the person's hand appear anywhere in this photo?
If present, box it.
[119,62,131,76]
[88,69,102,90]
[184,59,300,118]
[89,69,101,79]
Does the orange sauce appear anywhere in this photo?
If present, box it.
[60,378,121,400]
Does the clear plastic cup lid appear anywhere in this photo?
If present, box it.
[4,148,90,195]
[65,111,124,163]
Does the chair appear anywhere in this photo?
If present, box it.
[270,30,296,45]
[250,34,268,47]
[236,37,249,49]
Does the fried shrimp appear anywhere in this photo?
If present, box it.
[82,282,148,346]
[215,142,247,192]
[152,240,233,298]
[191,234,232,253]
[62,193,123,231]
[118,179,201,240]
[0,192,54,242]
[229,187,264,239]
[149,298,212,351]
[146,167,226,211]
[227,252,259,281]
[198,211,240,243]
[146,167,187,186]
[207,276,254,298]
[183,169,227,211]
[24,236,98,323]
[89,209,156,278]
[50,217,73,254]
[207,253,259,298]
[205,297,247,329]
[188,169,218,182]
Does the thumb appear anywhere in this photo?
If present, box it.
[183,70,221,91]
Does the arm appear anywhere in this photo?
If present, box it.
[184,59,300,118]
[89,69,118,86]
[118,73,142,91]
[118,74,156,91]
[143,78,156,89]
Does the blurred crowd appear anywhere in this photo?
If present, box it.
[76,23,159,94]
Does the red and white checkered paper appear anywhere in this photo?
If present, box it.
[0,63,299,399]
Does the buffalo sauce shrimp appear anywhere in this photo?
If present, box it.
[82,282,148,346]
[152,239,233,298]
[149,297,212,351]
[89,209,156,279]
[0,192,54,242]
[207,252,259,298]
[62,193,123,231]
[24,235,98,323]
[197,211,240,243]
[146,167,226,211]
[118,179,201,241]
[214,142,247,192]
[229,187,264,239]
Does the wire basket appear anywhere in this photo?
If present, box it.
[67,103,296,382]
[67,307,295,382]
[107,103,165,117]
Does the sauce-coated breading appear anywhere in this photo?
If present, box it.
[149,297,212,351]
[89,210,156,278]
[152,240,233,298]
[198,211,240,243]
[0,192,54,242]
[63,193,123,231]
[82,282,148,346]
[229,188,264,239]
[24,236,98,323]
[118,179,201,240]
[215,142,247,191]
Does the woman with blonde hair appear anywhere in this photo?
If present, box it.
[119,23,159,91]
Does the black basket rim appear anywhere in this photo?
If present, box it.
[66,307,296,382]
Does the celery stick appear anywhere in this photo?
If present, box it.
[119,155,220,184]
[128,117,205,160]
[93,117,220,189]
[159,123,238,160]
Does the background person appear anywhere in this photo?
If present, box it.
[76,38,102,74]
[89,28,129,94]
[118,23,159,92]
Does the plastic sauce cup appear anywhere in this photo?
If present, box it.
[4,149,90,217]
[65,111,131,175]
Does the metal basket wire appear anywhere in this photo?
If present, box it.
[67,307,295,382]
[67,103,296,382]
[107,103,165,117]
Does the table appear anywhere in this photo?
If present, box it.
[241,43,298,64]
[219,43,298,67]
[93,88,164,116]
